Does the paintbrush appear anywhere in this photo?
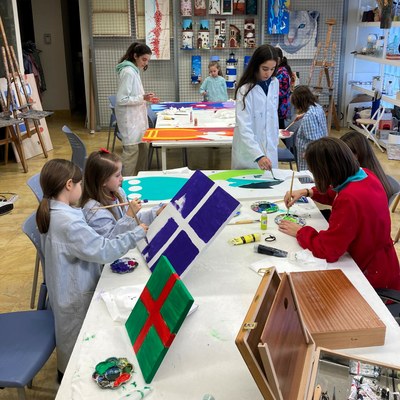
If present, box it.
[92,200,148,210]
[127,201,149,244]
[287,171,295,216]
[227,219,260,225]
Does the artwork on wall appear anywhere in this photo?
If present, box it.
[276,11,319,59]
[209,0,221,15]
[138,170,241,277]
[226,52,238,89]
[182,19,194,49]
[267,0,290,34]
[125,255,194,383]
[181,0,192,16]
[246,0,257,15]
[233,0,245,15]
[221,0,233,15]
[213,18,227,48]
[191,55,202,84]
[92,0,131,37]
[229,24,241,48]
[194,0,207,16]
[145,0,170,60]
[197,20,210,49]
[244,18,256,48]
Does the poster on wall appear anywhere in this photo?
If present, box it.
[209,0,221,14]
[276,11,319,59]
[266,0,290,34]
[0,73,53,161]
[145,0,170,60]
[194,0,207,16]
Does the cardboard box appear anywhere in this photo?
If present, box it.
[236,269,391,400]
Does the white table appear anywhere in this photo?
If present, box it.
[56,183,400,400]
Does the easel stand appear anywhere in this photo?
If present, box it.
[307,18,341,133]
[0,16,53,172]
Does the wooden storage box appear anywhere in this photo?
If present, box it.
[235,268,392,400]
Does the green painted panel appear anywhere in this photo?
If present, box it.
[125,299,148,344]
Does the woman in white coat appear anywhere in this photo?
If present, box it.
[36,159,147,378]
[115,43,157,176]
[232,44,279,170]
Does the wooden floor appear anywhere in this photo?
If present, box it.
[0,116,399,399]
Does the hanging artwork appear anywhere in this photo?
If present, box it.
[244,55,252,69]
[191,55,202,84]
[181,0,192,16]
[246,0,257,14]
[92,0,131,37]
[182,19,194,49]
[221,0,233,14]
[139,170,240,276]
[125,255,194,383]
[276,11,319,59]
[213,18,227,48]
[267,0,290,34]
[197,20,210,49]
[229,24,241,48]
[145,0,170,60]
[225,52,238,90]
[244,18,256,48]
[194,0,207,16]
[233,0,245,15]
[209,0,221,14]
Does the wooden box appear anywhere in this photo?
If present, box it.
[235,268,394,400]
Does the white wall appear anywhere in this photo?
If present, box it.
[31,0,69,110]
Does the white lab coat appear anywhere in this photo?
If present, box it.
[115,66,148,145]
[82,188,159,238]
[231,79,279,169]
[42,200,145,372]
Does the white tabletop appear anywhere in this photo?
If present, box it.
[56,182,400,400]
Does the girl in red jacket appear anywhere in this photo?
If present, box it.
[279,137,400,290]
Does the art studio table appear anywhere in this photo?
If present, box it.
[55,176,400,400]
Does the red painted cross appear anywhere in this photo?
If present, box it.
[133,273,179,353]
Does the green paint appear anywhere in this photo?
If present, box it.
[210,329,228,341]
[83,333,96,341]
[208,169,262,181]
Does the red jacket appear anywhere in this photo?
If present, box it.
[297,169,400,290]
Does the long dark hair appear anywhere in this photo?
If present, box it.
[80,150,123,218]
[275,47,293,81]
[36,159,82,234]
[120,42,152,71]
[305,137,359,193]
[340,131,392,199]
[234,44,278,107]
[291,85,318,114]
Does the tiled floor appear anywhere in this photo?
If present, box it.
[0,116,399,399]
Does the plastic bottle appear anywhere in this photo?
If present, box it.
[260,211,268,230]
[387,80,394,96]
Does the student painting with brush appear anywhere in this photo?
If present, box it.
[279,137,400,291]
[81,149,164,238]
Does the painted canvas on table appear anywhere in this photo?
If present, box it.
[145,0,170,60]
[267,0,290,34]
[125,255,194,383]
[138,170,240,277]
[276,11,319,59]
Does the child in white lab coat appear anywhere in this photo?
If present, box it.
[199,61,228,102]
[36,159,147,377]
[231,44,279,170]
[81,149,163,237]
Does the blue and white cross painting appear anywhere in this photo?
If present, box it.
[139,170,240,277]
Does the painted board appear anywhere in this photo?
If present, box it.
[145,0,170,60]
[182,19,194,50]
[150,101,235,112]
[125,255,194,383]
[143,127,234,141]
[246,0,257,14]
[181,0,192,16]
[197,20,210,49]
[0,73,53,161]
[213,18,227,48]
[267,0,290,34]
[209,0,221,14]
[233,0,245,15]
[244,18,256,48]
[191,55,202,84]
[138,170,241,276]
[193,0,206,16]
[221,0,233,14]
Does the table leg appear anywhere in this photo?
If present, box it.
[161,147,167,170]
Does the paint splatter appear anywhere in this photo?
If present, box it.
[83,333,96,341]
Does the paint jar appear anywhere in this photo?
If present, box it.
[229,233,261,245]
[260,211,268,230]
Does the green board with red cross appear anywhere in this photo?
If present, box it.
[125,255,194,383]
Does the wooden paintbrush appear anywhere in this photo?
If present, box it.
[287,171,295,216]
[92,200,148,210]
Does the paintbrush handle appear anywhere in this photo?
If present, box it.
[92,201,130,210]
[228,219,259,225]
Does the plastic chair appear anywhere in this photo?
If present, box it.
[278,147,295,170]
[106,96,122,152]
[147,105,161,170]
[356,107,385,153]
[22,212,48,310]
[61,125,87,171]
[25,175,43,309]
[1,212,55,398]
[386,175,400,208]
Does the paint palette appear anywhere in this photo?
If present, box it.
[92,357,134,389]
[110,257,138,274]
[274,213,306,226]
[251,201,279,214]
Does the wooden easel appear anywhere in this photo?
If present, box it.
[307,18,341,133]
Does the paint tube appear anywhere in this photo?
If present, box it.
[229,233,260,245]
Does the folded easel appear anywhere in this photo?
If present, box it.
[0,16,53,172]
[307,18,341,133]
